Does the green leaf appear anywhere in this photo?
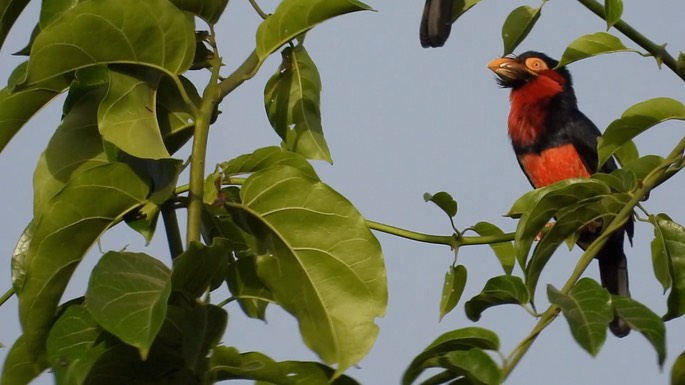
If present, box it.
[217,146,318,180]
[547,279,613,356]
[210,347,291,384]
[32,87,108,216]
[156,75,199,154]
[169,0,229,24]
[258,361,362,385]
[512,178,611,267]
[598,97,685,166]
[613,139,639,166]
[672,351,685,385]
[46,304,105,385]
[0,63,69,154]
[526,193,629,300]
[86,251,171,359]
[402,327,499,385]
[450,0,481,22]
[234,165,387,374]
[98,68,170,159]
[439,265,467,321]
[11,221,33,292]
[557,32,639,67]
[501,5,542,55]
[424,191,458,218]
[255,0,372,61]
[226,254,274,320]
[0,0,30,51]
[19,0,195,87]
[651,214,674,292]
[604,0,623,29]
[123,201,160,245]
[612,296,665,366]
[39,0,78,28]
[650,214,685,320]
[438,349,502,385]
[464,275,529,322]
[0,335,48,385]
[470,221,515,274]
[171,240,229,299]
[264,45,331,162]
[19,163,149,358]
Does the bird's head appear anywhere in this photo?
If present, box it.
[487,51,572,90]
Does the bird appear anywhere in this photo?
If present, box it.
[420,0,453,48]
[487,51,632,337]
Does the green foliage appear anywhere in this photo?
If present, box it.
[1,0,685,384]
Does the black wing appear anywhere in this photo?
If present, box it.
[420,0,453,48]
[563,109,617,174]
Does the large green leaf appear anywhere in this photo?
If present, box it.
[598,98,685,166]
[547,279,613,356]
[612,296,665,366]
[464,275,529,322]
[226,254,274,320]
[231,165,387,374]
[156,75,199,154]
[402,327,500,385]
[557,32,639,67]
[511,178,612,267]
[98,68,170,159]
[32,87,108,216]
[0,335,48,385]
[264,45,331,162]
[169,0,229,23]
[651,213,674,292]
[650,214,685,320]
[439,265,467,321]
[39,0,78,28]
[438,349,502,385]
[19,0,195,87]
[86,251,171,359]
[526,193,629,300]
[210,347,291,383]
[0,0,29,51]
[256,0,372,61]
[171,240,229,299]
[258,361,361,385]
[0,63,69,155]
[217,146,318,180]
[19,163,149,358]
[501,5,542,55]
[46,305,106,385]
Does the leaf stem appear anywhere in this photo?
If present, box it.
[501,135,685,381]
[0,287,14,307]
[187,27,222,244]
[218,50,262,101]
[576,0,685,81]
[248,0,269,19]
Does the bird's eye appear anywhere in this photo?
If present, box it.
[525,58,549,71]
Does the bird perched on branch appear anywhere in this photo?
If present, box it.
[420,0,453,48]
[487,51,632,337]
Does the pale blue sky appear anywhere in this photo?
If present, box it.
[1,1,685,384]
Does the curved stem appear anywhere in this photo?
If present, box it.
[0,287,14,307]
[248,0,269,19]
[576,0,685,81]
[162,200,184,259]
[366,219,515,247]
[501,135,685,380]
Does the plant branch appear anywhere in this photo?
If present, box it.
[218,50,262,101]
[248,0,269,19]
[576,0,685,81]
[187,27,223,244]
[366,219,515,247]
[501,135,685,380]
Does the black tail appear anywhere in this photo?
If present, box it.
[420,0,453,48]
[597,231,631,337]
